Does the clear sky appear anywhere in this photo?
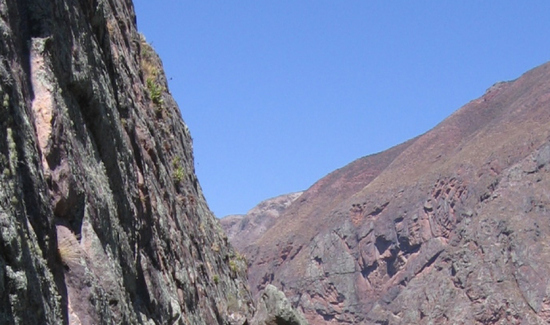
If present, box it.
[133,1,550,218]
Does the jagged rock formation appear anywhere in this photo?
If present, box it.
[0,0,258,324]
[230,62,550,324]
[221,192,303,253]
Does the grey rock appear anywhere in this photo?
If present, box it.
[252,284,309,325]
[0,0,256,324]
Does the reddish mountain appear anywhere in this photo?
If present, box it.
[224,61,550,324]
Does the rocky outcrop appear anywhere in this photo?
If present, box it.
[0,0,254,324]
[233,62,550,324]
[221,192,303,252]
[251,285,308,325]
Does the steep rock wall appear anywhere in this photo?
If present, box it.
[0,0,254,324]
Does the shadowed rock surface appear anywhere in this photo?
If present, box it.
[0,0,271,324]
[230,62,550,324]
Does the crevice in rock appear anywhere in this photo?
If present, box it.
[13,0,32,91]
[385,252,399,278]
[361,261,378,280]
[418,250,442,276]
[397,236,420,256]
[368,201,390,217]
[375,236,392,255]
[321,312,335,322]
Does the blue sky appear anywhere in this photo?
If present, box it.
[133,1,550,218]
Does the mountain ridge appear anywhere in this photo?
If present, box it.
[223,61,550,324]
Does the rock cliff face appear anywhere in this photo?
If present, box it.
[0,0,257,324]
[229,62,550,324]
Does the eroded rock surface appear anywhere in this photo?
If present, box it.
[233,62,550,324]
[0,0,254,324]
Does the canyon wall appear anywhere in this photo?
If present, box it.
[226,63,550,324]
[0,0,259,324]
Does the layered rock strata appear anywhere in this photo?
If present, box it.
[232,63,550,324]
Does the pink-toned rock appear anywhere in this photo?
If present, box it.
[230,63,550,324]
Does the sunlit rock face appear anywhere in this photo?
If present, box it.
[221,192,304,252]
[0,1,256,324]
[229,63,550,324]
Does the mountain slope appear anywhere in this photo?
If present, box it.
[234,62,550,324]
[221,192,304,252]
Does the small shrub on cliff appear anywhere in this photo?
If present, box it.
[174,166,185,184]
[58,234,82,267]
[139,34,165,113]
[172,157,185,184]
[146,77,164,108]
[139,34,157,78]
[228,252,247,276]
[229,259,239,273]
[172,156,181,168]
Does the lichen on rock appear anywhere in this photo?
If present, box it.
[0,0,257,324]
